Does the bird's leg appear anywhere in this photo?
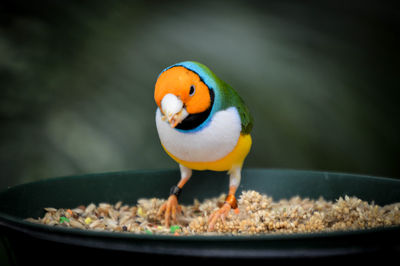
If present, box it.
[208,165,241,232]
[158,164,192,227]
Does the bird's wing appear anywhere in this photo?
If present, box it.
[219,81,253,134]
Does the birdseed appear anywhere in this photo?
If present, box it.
[26,190,400,235]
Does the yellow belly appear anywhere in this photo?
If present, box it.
[162,134,252,171]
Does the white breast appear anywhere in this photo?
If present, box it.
[155,107,241,162]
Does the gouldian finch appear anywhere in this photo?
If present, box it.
[154,61,253,231]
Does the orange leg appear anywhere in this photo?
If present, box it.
[208,165,242,231]
[158,164,192,227]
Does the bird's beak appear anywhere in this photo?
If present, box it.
[161,93,189,128]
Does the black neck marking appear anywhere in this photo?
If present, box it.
[175,89,215,131]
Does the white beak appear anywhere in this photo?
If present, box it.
[161,93,189,128]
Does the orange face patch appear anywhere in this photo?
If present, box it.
[154,66,211,114]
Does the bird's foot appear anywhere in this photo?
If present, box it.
[157,194,181,227]
[208,203,231,232]
[207,203,233,232]
[208,194,239,232]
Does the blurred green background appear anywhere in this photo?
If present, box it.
[0,0,399,191]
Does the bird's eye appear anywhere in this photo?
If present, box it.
[189,85,195,96]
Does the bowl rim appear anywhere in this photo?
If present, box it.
[1,168,399,242]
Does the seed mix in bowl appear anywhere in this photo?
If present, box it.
[26,190,400,235]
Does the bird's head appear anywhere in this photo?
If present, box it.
[154,65,212,128]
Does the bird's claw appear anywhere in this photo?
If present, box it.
[207,203,232,232]
[157,194,181,227]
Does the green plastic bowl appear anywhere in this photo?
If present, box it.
[0,169,399,265]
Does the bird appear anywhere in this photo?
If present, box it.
[154,61,253,231]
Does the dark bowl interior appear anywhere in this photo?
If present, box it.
[1,169,400,265]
